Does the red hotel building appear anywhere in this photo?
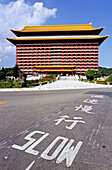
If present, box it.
[7,23,108,75]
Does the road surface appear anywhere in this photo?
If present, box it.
[0,88,112,170]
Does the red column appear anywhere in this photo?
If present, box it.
[76,44,77,74]
[40,45,42,66]
[85,43,86,73]
[36,45,37,66]
[97,43,99,70]
[49,45,50,66]
[18,45,20,69]
[62,45,64,66]
[31,45,33,75]
[80,44,82,75]
[23,45,25,73]
[45,45,46,66]
[71,44,73,65]
[67,44,68,65]
[94,44,95,70]
[27,45,29,74]
[89,44,91,70]
[16,45,17,64]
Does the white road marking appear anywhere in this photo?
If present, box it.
[1,94,106,168]
[41,136,68,160]
[88,129,96,144]
[0,106,70,150]
[25,133,49,155]
[25,160,35,170]
[56,140,83,167]
[12,131,48,151]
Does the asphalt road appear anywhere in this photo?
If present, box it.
[0,88,112,170]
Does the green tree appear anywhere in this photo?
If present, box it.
[1,67,5,73]
[100,70,107,77]
[94,71,101,78]
[13,64,19,78]
[0,71,6,80]
[99,66,112,76]
[86,70,96,80]
[6,70,13,76]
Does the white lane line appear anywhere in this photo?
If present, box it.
[25,160,35,170]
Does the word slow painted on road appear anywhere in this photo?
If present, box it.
[12,130,83,168]
[11,94,104,169]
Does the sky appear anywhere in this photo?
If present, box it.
[0,0,112,69]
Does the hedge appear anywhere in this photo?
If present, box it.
[0,77,55,88]
[0,81,24,88]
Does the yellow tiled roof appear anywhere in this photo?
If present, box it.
[11,23,104,32]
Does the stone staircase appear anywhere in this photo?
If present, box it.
[59,75,78,81]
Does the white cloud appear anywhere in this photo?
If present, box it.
[0,0,57,68]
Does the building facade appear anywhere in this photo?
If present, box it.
[7,23,108,75]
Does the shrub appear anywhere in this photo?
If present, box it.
[15,82,23,88]
[97,80,106,84]
[6,83,12,88]
[42,81,48,85]
[106,74,112,82]
[0,82,6,88]
[27,82,39,87]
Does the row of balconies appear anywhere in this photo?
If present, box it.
[17,53,98,56]
[17,44,98,47]
[16,52,98,55]
[17,56,98,60]
[17,46,98,50]
[17,59,98,62]
[17,62,98,66]
[17,63,98,66]
[30,59,98,61]
[17,48,98,51]
[17,54,98,58]
[17,43,98,46]
[17,54,98,57]
[17,48,98,52]
[17,56,98,59]
[18,67,98,71]
[17,49,98,52]
[18,64,98,67]
[17,55,98,58]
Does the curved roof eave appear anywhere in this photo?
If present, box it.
[6,35,109,45]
